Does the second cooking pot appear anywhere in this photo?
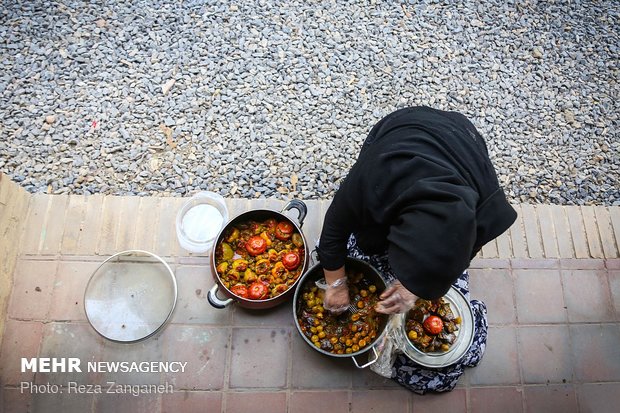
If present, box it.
[293,257,390,368]
[208,199,309,310]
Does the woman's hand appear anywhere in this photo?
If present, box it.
[375,281,418,314]
[322,267,350,314]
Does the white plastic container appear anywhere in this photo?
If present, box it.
[176,191,229,253]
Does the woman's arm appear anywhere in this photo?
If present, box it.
[316,188,357,271]
[317,174,362,313]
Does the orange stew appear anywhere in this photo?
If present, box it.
[215,218,305,300]
[298,270,381,354]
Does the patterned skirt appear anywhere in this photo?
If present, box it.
[345,235,488,394]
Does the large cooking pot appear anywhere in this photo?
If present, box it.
[208,199,308,310]
[293,257,390,368]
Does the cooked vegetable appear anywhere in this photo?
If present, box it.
[230,284,249,299]
[255,259,270,274]
[275,221,294,240]
[243,269,257,283]
[246,235,268,256]
[282,252,301,270]
[292,233,304,247]
[215,218,304,300]
[226,228,240,242]
[232,259,249,272]
[219,243,234,261]
[297,270,381,355]
[271,261,287,280]
[268,249,279,262]
[216,261,229,274]
[423,315,444,335]
[406,297,459,353]
[248,281,269,300]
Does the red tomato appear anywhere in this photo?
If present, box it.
[423,315,444,335]
[275,221,294,240]
[246,235,267,256]
[282,252,301,270]
[248,281,269,300]
[230,284,248,299]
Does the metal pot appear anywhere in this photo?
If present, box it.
[207,199,308,310]
[293,257,390,368]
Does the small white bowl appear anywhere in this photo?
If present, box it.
[176,191,229,253]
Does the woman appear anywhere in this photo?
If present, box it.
[316,106,517,392]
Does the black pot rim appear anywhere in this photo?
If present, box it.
[210,207,309,307]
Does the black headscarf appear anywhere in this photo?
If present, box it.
[318,107,516,299]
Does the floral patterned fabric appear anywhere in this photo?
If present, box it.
[345,235,488,394]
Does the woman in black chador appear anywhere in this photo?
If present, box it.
[317,106,517,393]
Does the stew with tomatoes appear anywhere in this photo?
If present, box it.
[406,297,461,353]
[215,217,305,300]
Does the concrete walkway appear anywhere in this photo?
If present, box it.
[0,174,619,412]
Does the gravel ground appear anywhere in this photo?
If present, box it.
[0,0,618,205]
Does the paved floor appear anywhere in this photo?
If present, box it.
[1,190,619,412]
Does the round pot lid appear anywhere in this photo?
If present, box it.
[84,250,177,343]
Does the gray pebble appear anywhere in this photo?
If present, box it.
[0,0,617,206]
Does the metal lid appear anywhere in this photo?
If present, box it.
[393,287,475,368]
[84,250,177,343]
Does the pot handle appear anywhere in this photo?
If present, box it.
[281,199,307,228]
[310,248,320,266]
[207,284,233,309]
[352,346,379,369]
